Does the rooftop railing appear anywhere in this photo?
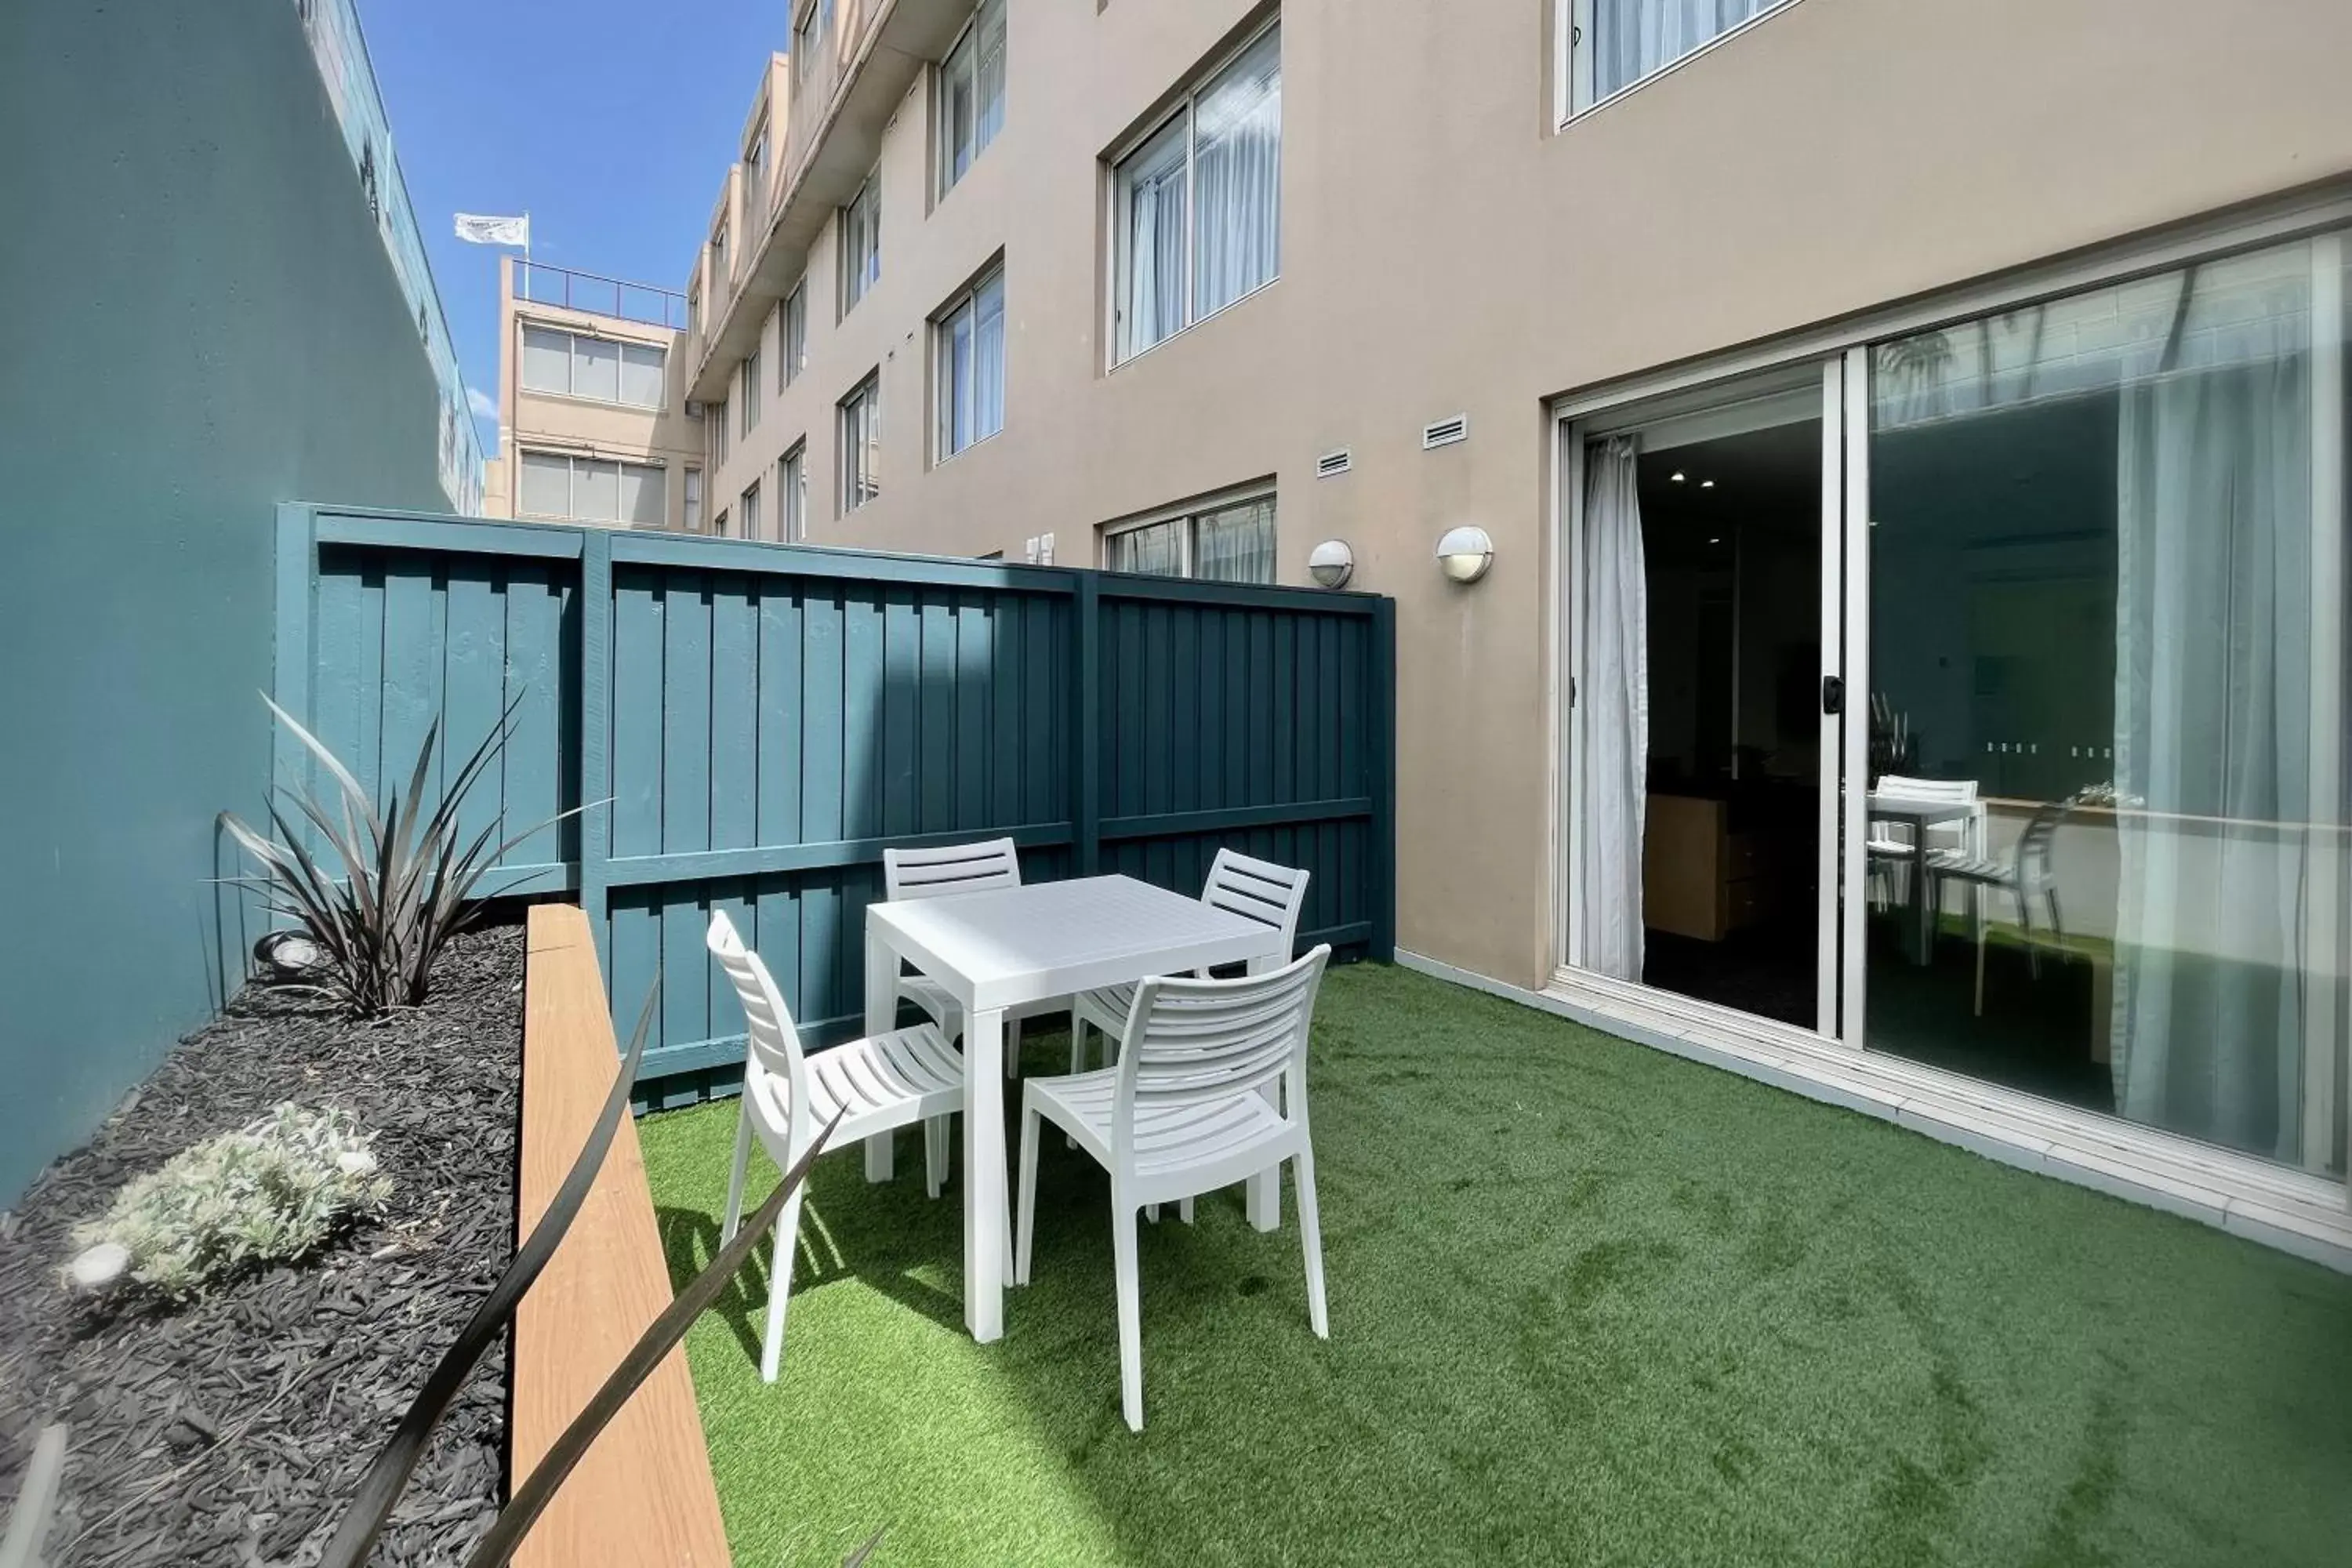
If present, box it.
[517,262,691,333]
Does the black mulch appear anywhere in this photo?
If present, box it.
[0,924,524,1567]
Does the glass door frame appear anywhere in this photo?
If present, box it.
[1553,358,1853,1046]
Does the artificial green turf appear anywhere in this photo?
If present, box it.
[639,963,2352,1567]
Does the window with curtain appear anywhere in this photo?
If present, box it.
[782,284,806,387]
[684,466,702,532]
[840,372,881,514]
[1112,21,1280,365]
[741,480,762,541]
[938,0,1006,198]
[1102,491,1276,583]
[517,451,666,528]
[518,325,665,409]
[935,266,1005,460]
[841,172,880,315]
[1566,0,1791,115]
[780,443,805,542]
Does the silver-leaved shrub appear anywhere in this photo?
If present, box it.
[71,1103,393,1298]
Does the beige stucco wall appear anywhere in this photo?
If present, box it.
[491,254,703,531]
[687,0,2352,993]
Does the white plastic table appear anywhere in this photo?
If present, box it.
[862,873,1291,1342]
[1867,791,1981,964]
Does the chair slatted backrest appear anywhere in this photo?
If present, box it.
[883,837,1022,901]
[1114,947,1331,1138]
[1202,850,1310,958]
[707,911,810,1145]
[2016,798,2073,896]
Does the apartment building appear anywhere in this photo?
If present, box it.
[662,0,2352,1253]
[483,255,705,532]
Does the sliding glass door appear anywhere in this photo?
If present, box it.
[1850,234,2347,1176]
[1563,363,1847,1036]
[1563,224,2349,1181]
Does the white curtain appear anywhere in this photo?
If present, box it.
[1192,27,1281,321]
[1577,437,1650,982]
[1593,0,1777,99]
[2111,355,2313,1163]
[974,271,1005,442]
[1195,498,1276,584]
[1121,122,1187,358]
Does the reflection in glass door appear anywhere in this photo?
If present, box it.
[1852,234,2348,1176]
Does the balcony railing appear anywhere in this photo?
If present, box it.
[516,262,691,332]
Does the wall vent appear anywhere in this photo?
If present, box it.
[1315,448,1352,479]
[684,400,706,419]
[1422,414,1468,450]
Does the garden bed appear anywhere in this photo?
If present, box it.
[0,923,524,1566]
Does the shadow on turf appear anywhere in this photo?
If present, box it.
[657,1168,972,1370]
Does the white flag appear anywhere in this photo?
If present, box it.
[453,212,529,248]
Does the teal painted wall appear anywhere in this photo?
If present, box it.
[0,1,457,1201]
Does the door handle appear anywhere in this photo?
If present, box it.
[1822,675,1845,716]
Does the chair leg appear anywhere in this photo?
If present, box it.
[1069,1016,1088,1075]
[1294,1145,1328,1340]
[1973,920,1987,1018]
[721,1100,754,1246]
[2045,890,2065,949]
[924,1113,949,1200]
[1112,1197,1145,1432]
[1015,1102,1041,1287]
[759,1183,807,1384]
[1006,1017,1024,1079]
[2016,886,2040,978]
[1178,1196,1194,1225]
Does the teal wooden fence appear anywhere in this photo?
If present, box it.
[273,504,1396,1097]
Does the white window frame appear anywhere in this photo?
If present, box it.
[744,116,768,207]
[935,0,1007,201]
[741,478,762,541]
[741,347,760,436]
[684,465,703,532]
[713,397,728,466]
[839,371,881,515]
[514,448,666,528]
[933,264,1005,464]
[1555,0,1802,126]
[840,169,881,318]
[710,217,730,292]
[1098,483,1276,582]
[781,283,807,388]
[713,507,731,538]
[1107,16,1281,368]
[780,441,807,543]
[517,323,666,410]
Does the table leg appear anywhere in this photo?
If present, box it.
[964,1006,1008,1341]
[1243,950,1282,1233]
[1910,839,1933,966]
[862,931,895,1184]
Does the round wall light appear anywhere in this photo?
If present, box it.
[1435,525,1494,584]
[1307,539,1355,589]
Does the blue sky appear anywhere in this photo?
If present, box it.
[365,0,786,448]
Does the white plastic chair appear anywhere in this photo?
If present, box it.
[709,910,964,1382]
[881,837,1056,1079]
[1927,796,2074,1015]
[1069,850,1310,1073]
[1016,945,1334,1432]
[1866,775,1985,913]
